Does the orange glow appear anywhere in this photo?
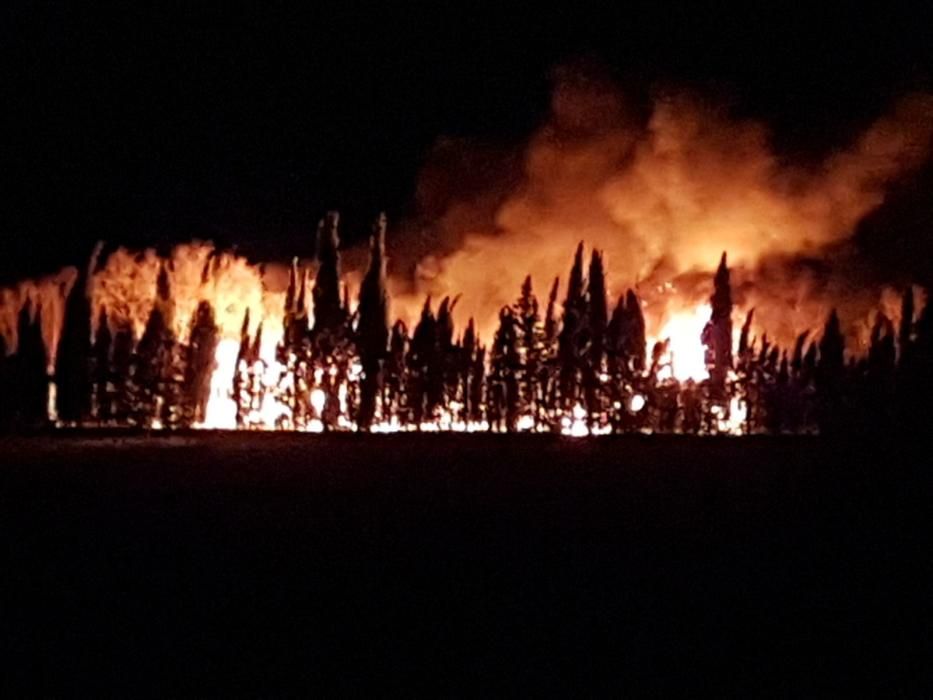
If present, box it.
[652,304,711,382]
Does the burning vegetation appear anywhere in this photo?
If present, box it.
[1,211,932,436]
[3,77,933,436]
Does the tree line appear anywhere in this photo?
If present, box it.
[1,213,931,435]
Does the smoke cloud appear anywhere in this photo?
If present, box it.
[399,69,933,343]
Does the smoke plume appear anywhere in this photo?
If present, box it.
[400,69,933,343]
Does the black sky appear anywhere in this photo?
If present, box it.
[2,3,932,283]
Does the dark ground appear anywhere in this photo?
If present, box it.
[1,432,930,694]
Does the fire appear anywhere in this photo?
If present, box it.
[198,339,240,430]
[652,304,711,382]
[2,77,932,436]
[0,228,928,437]
[396,79,933,345]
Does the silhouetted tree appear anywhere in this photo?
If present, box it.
[108,322,135,424]
[702,252,733,399]
[542,276,561,413]
[434,296,459,413]
[311,212,345,337]
[558,242,587,408]
[623,290,647,374]
[183,301,218,426]
[384,320,408,423]
[356,214,389,430]
[90,308,112,421]
[55,250,96,423]
[816,309,845,433]
[585,250,608,422]
[514,275,544,425]
[489,306,520,431]
[864,311,896,431]
[130,262,175,426]
[8,305,48,426]
[407,298,436,426]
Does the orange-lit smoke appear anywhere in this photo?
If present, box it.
[402,72,933,344]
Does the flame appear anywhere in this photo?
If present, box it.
[398,75,933,344]
[198,339,240,429]
[2,73,931,437]
[652,304,711,382]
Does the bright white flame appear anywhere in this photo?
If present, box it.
[199,339,239,429]
[629,393,646,412]
[652,304,711,382]
[310,388,326,416]
[723,396,748,435]
[561,403,590,437]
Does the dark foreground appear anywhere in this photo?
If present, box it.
[2,432,930,694]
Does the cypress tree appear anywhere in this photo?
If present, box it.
[312,212,345,337]
[183,301,219,426]
[384,320,407,423]
[515,275,544,423]
[816,309,845,433]
[356,214,389,430]
[558,242,586,407]
[490,306,520,431]
[702,252,733,395]
[12,304,48,426]
[407,298,436,426]
[55,247,97,423]
[461,318,477,422]
[91,308,112,421]
[585,250,608,421]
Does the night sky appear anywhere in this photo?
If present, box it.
[2,3,932,283]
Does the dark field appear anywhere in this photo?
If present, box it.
[2,432,930,694]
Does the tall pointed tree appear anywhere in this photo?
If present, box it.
[356,214,390,430]
[515,275,544,422]
[183,301,219,426]
[407,297,436,425]
[585,250,608,420]
[91,307,112,421]
[55,245,99,423]
[816,309,845,433]
[490,306,520,431]
[381,320,407,422]
[558,242,587,407]
[702,252,734,395]
[587,251,608,373]
[461,318,478,421]
[311,212,345,336]
[131,262,175,425]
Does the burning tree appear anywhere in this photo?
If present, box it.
[356,214,390,430]
[1,216,931,438]
[702,252,733,398]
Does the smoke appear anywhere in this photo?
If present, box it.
[400,69,933,344]
[2,69,932,365]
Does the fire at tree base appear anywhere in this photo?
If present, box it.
[1,215,932,436]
